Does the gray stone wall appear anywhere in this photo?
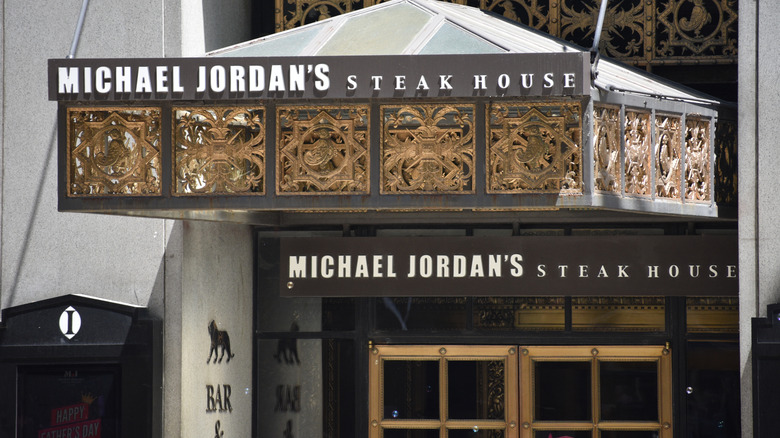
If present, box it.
[0,0,252,312]
[1,1,253,436]
[739,0,780,436]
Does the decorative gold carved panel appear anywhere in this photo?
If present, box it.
[276,0,737,66]
[715,120,737,205]
[474,297,565,331]
[381,104,475,194]
[277,106,369,194]
[684,117,711,202]
[687,297,738,333]
[487,102,582,193]
[275,0,368,31]
[572,297,666,331]
[173,107,265,195]
[561,0,648,60]
[67,108,161,196]
[655,114,683,199]
[624,110,652,196]
[656,0,738,60]
[593,105,621,193]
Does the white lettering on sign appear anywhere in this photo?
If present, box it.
[59,306,81,340]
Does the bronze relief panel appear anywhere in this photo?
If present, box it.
[487,102,582,193]
[67,108,161,196]
[381,104,475,194]
[655,114,682,199]
[277,106,369,194]
[173,107,265,195]
[714,120,736,206]
[593,105,621,194]
[624,110,652,197]
[684,117,711,202]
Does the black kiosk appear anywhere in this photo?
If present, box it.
[752,303,780,438]
[0,295,161,437]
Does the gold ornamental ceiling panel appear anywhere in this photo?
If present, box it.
[381,104,475,194]
[173,107,265,195]
[277,105,370,194]
[487,102,582,194]
[66,108,161,196]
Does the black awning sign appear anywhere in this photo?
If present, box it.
[49,53,589,101]
[278,236,737,297]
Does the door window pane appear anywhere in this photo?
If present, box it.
[600,431,659,438]
[449,428,505,438]
[376,298,468,330]
[534,361,591,421]
[534,431,591,438]
[383,360,439,419]
[448,360,504,420]
[383,429,439,438]
[600,361,658,421]
[686,341,740,437]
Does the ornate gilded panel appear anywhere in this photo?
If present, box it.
[277,106,369,194]
[275,1,737,66]
[655,114,682,199]
[684,117,711,202]
[657,0,738,60]
[715,120,737,205]
[686,297,738,333]
[624,110,651,196]
[275,0,368,31]
[487,102,581,193]
[465,0,552,32]
[560,0,648,61]
[473,297,565,330]
[381,104,474,194]
[173,107,265,195]
[572,297,665,331]
[67,108,161,196]
[593,105,621,193]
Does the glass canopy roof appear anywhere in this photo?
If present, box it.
[212,0,717,105]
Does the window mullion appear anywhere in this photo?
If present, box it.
[440,354,447,438]
[592,355,600,438]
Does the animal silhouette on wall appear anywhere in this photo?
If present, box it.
[273,321,301,365]
[207,320,235,364]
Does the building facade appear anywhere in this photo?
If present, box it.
[1,0,770,437]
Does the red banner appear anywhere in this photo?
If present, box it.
[38,418,101,438]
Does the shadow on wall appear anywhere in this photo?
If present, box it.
[202,0,253,53]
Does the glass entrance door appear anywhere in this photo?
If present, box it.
[369,345,672,438]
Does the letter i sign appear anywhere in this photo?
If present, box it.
[59,306,82,340]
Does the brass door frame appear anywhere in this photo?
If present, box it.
[369,344,672,438]
[369,345,519,438]
[519,345,673,438]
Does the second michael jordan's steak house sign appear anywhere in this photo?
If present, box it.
[279,236,737,297]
